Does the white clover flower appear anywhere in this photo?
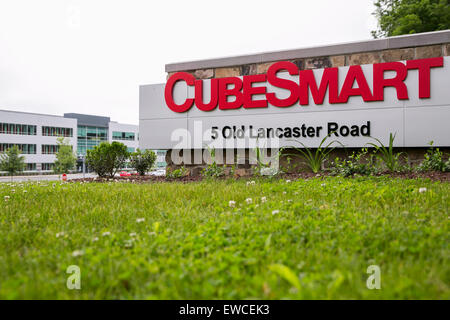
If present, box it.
[56,232,65,238]
[136,218,145,223]
[261,196,267,203]
[246,198,253,204]
[102,231,111,237]
[23,190,27,193]
[286,180,291,183]
[11,189,15,193]
[321,183,326,187]
[229,200,236,208]
[92,237,99,242]
[272,210,280,215]
[419,187,427,193]
[4,196,10,202]
[124,240,133,248]
[129,232,137,237]
[72,250,84,257]
[288,199,293,203]
[283,191,287,195]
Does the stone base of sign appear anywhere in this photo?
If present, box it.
[165,147,450,177]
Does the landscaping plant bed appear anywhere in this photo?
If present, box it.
[70,170,450,183]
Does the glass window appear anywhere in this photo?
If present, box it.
[0,123,37,136]
[112,131,135,141]
[0,144,36,154]
[42,126,73,137]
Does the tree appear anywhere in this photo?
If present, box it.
[85,141,129,178]
[0,145,26,180]
[130,149,157,176]
[53,137,77,174]
[372,0,450,38]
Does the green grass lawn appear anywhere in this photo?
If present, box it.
[0,177,448,299]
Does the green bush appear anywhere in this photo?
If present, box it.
[331,148,378,177]
[202,162,225,178]
[417,142,449,172]
[130,149,157,176]
[86,142,129,178]
[166,166,188,179]
[202,147,225,178]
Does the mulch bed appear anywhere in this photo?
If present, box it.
[70,171,449,183]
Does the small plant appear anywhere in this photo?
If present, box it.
[0,145,25,181]
[166,166,188,179]
[130,149,157,176]
[202,147,225,178]
[202,162,225,178]
[366,133,402,172]
[86,142,129,178]
[417,141,449,172]
[331,148,377,177]
[252,145,280,176]
[284,134,343,173]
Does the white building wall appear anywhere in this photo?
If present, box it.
[0,110,77,171]
[108,121,139,152]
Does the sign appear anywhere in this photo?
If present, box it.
[139,57,450,149]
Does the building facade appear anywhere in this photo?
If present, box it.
[0,110,143,174]
[0,109,77,173]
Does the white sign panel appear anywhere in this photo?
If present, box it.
[140,57,450,149]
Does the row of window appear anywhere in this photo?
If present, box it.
[0,144,74,155]
[112,131,135,141]
[0,144,36,154]
[0,123,74,137]
[0,123,37,135]
[41,145,59,154]
[42,126,73,137]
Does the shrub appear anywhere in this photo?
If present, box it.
[130,149,157,176]
[53,137,76,174]
[202,147,225,178]
[284,134,343,173]
[331,148,378,177]
[86,142,129,178]
[417,142,449,172]
[166,166,188,179]
[202,162,225,178]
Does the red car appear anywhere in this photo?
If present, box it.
[119,171,131,177]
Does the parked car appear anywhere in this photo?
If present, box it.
[119,171,131,177]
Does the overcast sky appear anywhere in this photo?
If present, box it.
[0,0,377,125]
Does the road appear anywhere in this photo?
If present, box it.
[0,169,166,182]
[0,173,97,182]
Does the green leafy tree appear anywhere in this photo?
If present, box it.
[130,149,157,176]
[0,145,26,180]
[53,137,77,174]
[86,142,130,178]
[372,0,450,38]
